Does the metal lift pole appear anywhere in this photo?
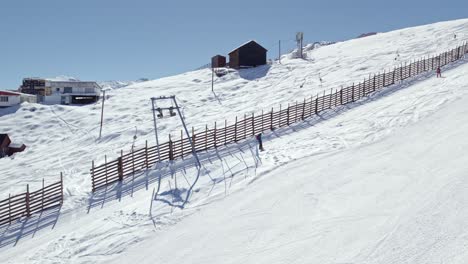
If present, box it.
[150,97,161,162]
[171,96,201,168]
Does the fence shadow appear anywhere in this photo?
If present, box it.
[0,205,61,248]
[87,139,262,212]
[88,52,468,212]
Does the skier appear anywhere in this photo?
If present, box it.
[256,133,264,151]
[436,66,442,78]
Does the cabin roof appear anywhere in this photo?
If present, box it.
[228,40,267,54]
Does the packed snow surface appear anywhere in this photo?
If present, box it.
[0,18,468,263]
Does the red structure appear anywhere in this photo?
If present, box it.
[0,134,26,157]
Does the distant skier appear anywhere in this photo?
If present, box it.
[256,133,264,151]
[436,66,442,78]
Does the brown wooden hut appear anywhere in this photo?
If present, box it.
[228,40,267,69]
[211,55,226,68]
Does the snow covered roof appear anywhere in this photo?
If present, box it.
[45,76,81,82]
[228,40,267,54]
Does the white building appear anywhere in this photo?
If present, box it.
[0,91,37,108]
[19,78,101,105]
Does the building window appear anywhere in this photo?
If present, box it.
[85,88,94,94]
[64,87,73,94]
[0,96,8,102]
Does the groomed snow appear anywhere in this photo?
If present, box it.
[1,18,468,263]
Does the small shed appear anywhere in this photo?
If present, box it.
[211,55,226,68]
[0,134,26,158]
[229,40,267,69]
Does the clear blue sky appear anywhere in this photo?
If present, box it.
[1,0,466,89]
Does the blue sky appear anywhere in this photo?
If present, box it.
[0,0,466,89]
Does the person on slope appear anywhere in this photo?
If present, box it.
[436,66,442,78]
[256,133,265,152]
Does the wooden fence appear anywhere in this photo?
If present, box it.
[91,42,468,192]
[0,175,63,227]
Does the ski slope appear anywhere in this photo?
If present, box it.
[0,18,468,263]
[0,19,467,211]
[112,76,468,263]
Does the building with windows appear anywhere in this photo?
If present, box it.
[19,78,101,105]
[0,90,37,108]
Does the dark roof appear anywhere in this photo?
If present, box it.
[228,40,267,54]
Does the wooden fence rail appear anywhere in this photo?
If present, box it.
[91,42,468,192]
[0,175,63,227]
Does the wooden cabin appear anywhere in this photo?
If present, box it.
[229,40,267,69]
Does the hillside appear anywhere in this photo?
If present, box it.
[0,18,468,263]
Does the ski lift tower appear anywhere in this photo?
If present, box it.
[150,95,201,168]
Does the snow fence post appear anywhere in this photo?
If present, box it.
[302,98,306,119]
[261,110,264,131]
[205,125,208,150]
[383,70,386,87]
[243,114,246,139]
[234,116,238,142]
[104,155,108,185]
[192,127,196,150]
[400,63,404,80]
[145,140,149,167]
[224,120,227,145]
[91,160,95,192]
[286,104,290,126]
[42,178,45,211]
[169,134,174,160]
[118,151,123,181]
[279,104,282,126]
[251,113,255,136]
[270,108,274,130]
[315,95,319,114]
[214,122,217,148]
[294,101,298,122]
[351,83,355,102]
[8,194,11,225]
[26,184,30,217]
[340,88,343,105]
[60,172,64,205]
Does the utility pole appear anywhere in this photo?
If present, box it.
[279,40,281,64]
[296,32,304,59]
[211,67,214,92]
[99,89,106,138]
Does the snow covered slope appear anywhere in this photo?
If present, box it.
[1,18,468,263]
[112,75,468,263]
[1,19,467,211]
[2,43,468,264]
